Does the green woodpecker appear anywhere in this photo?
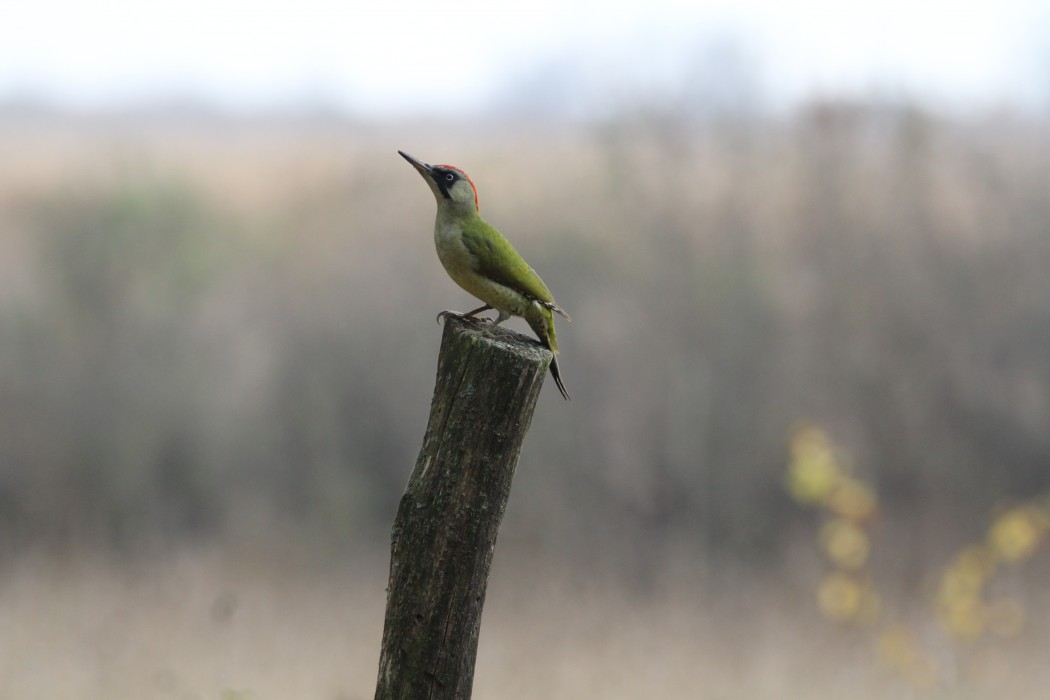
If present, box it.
[398,150,571,400]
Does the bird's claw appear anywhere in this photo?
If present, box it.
[436,310,480,325]
[436,307,496,325]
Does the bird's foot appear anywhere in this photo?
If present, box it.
[436,304,494,325]
[436,310,464,324]
[436,310,486,325]
[474,310,512,339]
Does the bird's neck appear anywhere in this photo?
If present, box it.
[435,201,479,230]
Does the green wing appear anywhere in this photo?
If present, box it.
[461,219,556,304]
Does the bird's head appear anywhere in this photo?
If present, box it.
[398,151,479,213]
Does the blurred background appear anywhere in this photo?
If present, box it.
[3,1,1050,698]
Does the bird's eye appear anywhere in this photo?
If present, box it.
[445,173,455,182]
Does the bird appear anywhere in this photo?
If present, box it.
[398,150,571,400]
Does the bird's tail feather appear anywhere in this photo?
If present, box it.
[527,305,569,400]
[540,299,572,322]
[549,354,570,400]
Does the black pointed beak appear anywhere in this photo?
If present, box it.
[398,150,433,175]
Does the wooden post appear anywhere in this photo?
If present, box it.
[374,315,551,700]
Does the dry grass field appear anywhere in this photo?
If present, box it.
[0,548,1047,699]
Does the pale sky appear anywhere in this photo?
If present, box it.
[1,0,1048,115]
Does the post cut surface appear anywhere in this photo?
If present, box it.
[374,315,551,700]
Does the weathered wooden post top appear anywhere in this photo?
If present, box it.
[374,314,554,700]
